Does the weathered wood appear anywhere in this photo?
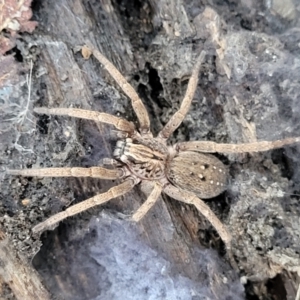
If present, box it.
[0,229,50,300]
[1,0,300,299]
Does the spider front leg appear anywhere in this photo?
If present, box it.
[176,137,300,154]
[85,41,151,134]
[32,179,137,234]
[7,167,126,180]
[34,107,135,133]
[8,165,134,232]
[7,166,124,179]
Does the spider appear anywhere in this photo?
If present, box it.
[8,41,300,259]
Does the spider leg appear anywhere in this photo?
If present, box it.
[32,178,136,234]
[7,166,124,179]
[158,50,206,140]
[164,184,239,270]
[163,184,231,247]
[34,107,135,133]
[176,137,300,153]
[85,41,151,134]
[131,181,163,222]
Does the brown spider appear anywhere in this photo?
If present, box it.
[8,42,300,257]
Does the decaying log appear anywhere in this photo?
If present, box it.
[0,229,50,300]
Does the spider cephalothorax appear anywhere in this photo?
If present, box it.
[8,42,300,262]
[113,138,167,180]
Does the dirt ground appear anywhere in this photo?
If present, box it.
[1,0,300,299]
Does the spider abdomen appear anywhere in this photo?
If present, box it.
[166,151,227,199]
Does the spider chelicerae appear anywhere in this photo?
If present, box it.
[8,41,300,260]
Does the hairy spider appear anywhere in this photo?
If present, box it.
[8,42,300,258]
